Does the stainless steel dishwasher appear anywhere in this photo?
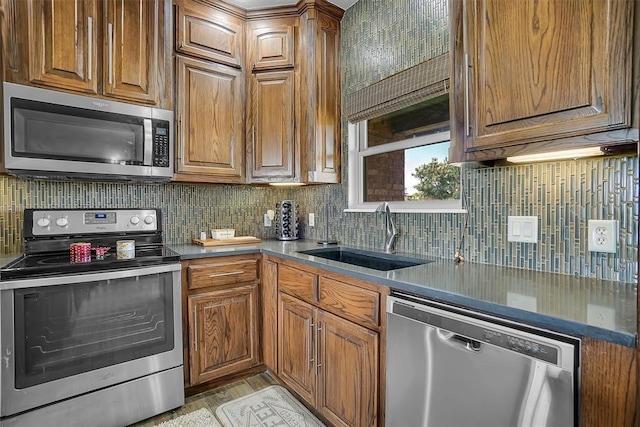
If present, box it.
[386,293,580,427]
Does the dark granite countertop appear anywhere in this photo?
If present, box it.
[175,240,637,347]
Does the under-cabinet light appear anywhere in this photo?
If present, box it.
[268,182,307,187]
[506,147,604,163]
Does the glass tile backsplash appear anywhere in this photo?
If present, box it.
[0,0,636,284]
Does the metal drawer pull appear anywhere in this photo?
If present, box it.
[208,270,244,278]
[193,307,198,352]
[308,322,315,369]
[315,323,322,374]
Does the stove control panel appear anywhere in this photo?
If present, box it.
[30,209,159,236]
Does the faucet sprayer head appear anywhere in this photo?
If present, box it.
[376,201,389,213]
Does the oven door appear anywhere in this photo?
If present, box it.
[0,263,182,417]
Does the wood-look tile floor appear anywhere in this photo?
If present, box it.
[131,373,280,426]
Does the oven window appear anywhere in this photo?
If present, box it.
[11,98,144,164]
[13,272,174,389]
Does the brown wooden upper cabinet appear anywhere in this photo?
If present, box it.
[246,5,343,184]
[247,69,296,180]
[173,0,246,183]
[175,56,245,183]
[175,1,244,68]
[246,18,297,182]
[249,24,295,70]
[171,0,342,184]
[449,0,637,162]
[9,0,169,107]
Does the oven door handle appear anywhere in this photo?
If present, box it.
[0,263,181,291]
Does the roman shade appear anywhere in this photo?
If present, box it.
[346,52,450,123]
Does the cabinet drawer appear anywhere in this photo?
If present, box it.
[278,264,317,301]
[318,277,380,329]
[188,259,258,289]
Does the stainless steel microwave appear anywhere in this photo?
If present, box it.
[2,82,174,182]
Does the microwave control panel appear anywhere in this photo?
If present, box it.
[153,125,170,168]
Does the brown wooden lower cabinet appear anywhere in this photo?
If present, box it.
[580,337,637,427]
[182,255,261,388]
[316,309,378,427]
[278,293,316,405]
[185,254,637,427]
[278,292,379,427]
[188,285,259,385]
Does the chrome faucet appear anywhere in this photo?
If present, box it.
[376,202,397,253]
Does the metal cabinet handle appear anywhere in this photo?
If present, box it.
[308,322,315,370]
[107,23,113,85]
[208,270,244,278]
[464,53,470,137]
[315,322,322,374]
[193,306,198,352]
[87,17,93,80]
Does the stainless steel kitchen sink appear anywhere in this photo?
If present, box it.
[297,247,432,271]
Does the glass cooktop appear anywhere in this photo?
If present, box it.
[1,246,180,280]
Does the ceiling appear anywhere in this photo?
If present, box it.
[222,0,358,11]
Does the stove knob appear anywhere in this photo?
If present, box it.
[56,217,68,227]
[37,217,50,227]
[130,216,140,225]
[144,216,154,225]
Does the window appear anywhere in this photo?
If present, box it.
[347,94,463,212]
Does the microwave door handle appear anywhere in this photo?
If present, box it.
[107,23,113,85]
[143,119,153,166]
[87,17,93,81]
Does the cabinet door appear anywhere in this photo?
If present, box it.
[248,24,295,70]
[188,285,259,385]
[176,1,244,68]
[278,293,315,405]
[463,0,633,153]
[261,259,278,372]
[27,0,98,94]
[316,310,378,427]
[103,0,157,104]
[175,56,244,182]
[302,10,341,184]
[248,70,295,181]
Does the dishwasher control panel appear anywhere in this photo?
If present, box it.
[391,297,562,365]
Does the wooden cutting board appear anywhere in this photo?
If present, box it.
[192,236,262,247]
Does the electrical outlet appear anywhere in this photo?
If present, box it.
[264,213,272,227]
[587,304,616,329]
[587,220,617,253]
[309,213,315,227]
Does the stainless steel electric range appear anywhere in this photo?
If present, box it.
[0,208,184,427]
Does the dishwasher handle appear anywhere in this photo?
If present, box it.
[437,328,483,353]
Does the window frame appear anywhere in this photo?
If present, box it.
[346,121,465,213]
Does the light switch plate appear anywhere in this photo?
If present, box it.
[587,220,617,253]
[508,216,538,243]
[309,213,315,227]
